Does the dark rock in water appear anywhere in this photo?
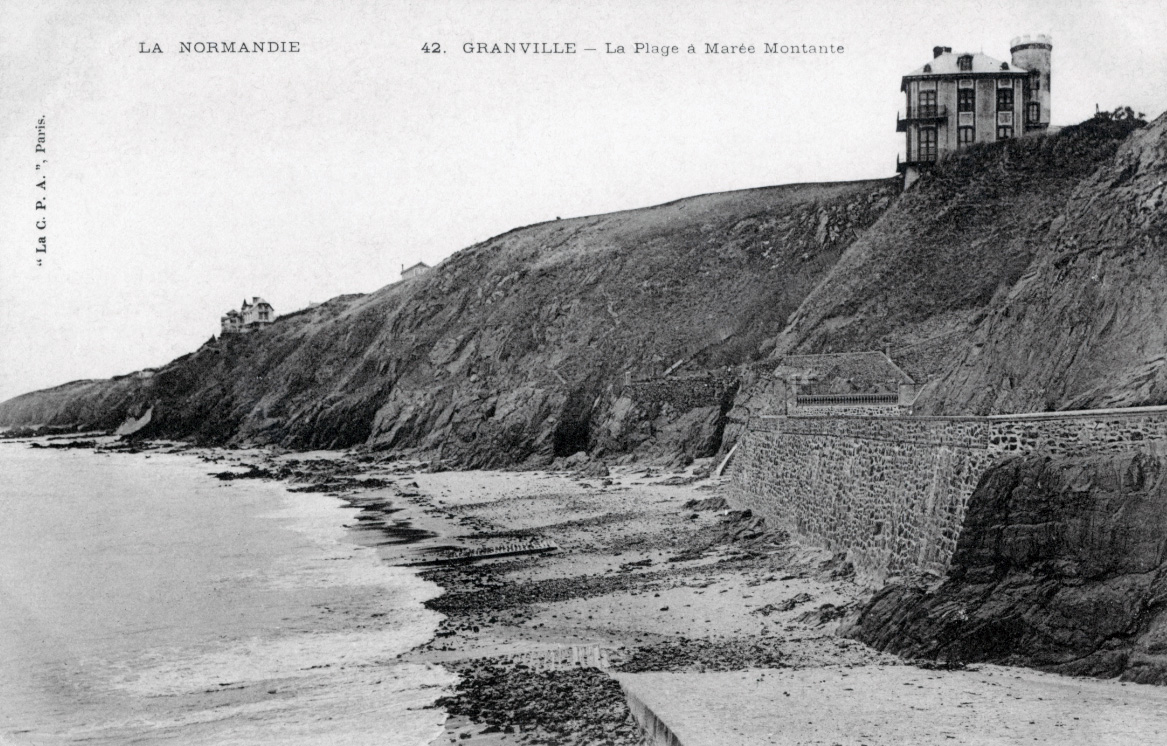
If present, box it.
[845,451,1167,684]
[29,439,99,450]
[209,465,276,481]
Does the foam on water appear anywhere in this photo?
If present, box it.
[0,445,453,745]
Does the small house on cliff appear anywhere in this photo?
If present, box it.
[774,351,918,414]
[401,262,431,281]
[220,297,275,335]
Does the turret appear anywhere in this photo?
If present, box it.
[1010,34,1051,129]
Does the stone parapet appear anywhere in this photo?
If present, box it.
[727,407,1167,581]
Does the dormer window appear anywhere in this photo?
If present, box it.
[1000,62,1009,70]
[923,63,931,73]
[957,54,972,71]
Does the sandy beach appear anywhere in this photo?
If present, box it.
[20,438,1167,746]
[335,452,1167,745]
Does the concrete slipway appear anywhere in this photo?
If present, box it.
[617,664,1167,745]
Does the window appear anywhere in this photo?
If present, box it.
[918,90,937,117]
[958,88,975,113]
[918,128,938,161]
[996,87,1014,111]
[957,54,972,71]
[958,127,975,145]
[997,125,1013,140]
[1027,102,1040,123]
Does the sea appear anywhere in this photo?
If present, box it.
[0,443,452,745]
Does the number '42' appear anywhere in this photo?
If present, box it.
[421,43,442,53]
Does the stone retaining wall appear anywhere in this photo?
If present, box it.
[792,404,907,417]
[623,376,736,413]
[727,407,1167,581]
[988,409,1167,457]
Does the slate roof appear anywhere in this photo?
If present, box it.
[774,352,914,395]
[902,51,1029,88]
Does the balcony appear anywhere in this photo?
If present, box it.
[896,154,938,173]
[896,105,949,132]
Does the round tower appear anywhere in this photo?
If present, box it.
[1010,34,1052,129]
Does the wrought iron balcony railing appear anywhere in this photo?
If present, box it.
[896,105,949,131]
[896,154,938,173]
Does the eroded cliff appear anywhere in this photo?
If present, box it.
[2,112,1163,466]
[0,180,895,465]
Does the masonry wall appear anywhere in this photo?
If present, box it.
[792,404,908,418]
[623,375,737,413]
[727,407,1167,581]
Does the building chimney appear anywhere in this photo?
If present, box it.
[933,45,946,58]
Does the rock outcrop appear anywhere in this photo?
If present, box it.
[922,114,1167,414]
[846,451,1167,683]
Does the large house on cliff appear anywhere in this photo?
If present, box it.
[220,297,275,335]
[898,34,1051,187]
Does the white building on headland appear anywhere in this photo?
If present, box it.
[221,297,275,335]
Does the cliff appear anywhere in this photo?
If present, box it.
[2,112,1163,464]
[770,113,1160,405]
[0,181,895,465]
[922,115,1167,413]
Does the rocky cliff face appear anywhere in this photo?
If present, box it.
[0,377,144,434]
[770,114,1160,399]
[846,451,1167,684]
[921,115,1167,413]
[2,113,1163,463]
[0,181,894,465]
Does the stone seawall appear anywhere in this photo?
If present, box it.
[726,406,1167,581]
[987,408,1167,457]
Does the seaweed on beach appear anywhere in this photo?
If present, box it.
[435,660,646,745]
[613,635,786,673]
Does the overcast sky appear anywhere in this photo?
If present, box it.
[1,0,1164,402]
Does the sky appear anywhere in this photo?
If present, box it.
[1,0,1165,402]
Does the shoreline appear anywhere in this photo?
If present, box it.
[53,438,889,743]
[394,465,894,745]
[13,436,1167,745]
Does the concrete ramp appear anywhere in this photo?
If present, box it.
[616,665,1167,745]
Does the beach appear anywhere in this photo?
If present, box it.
[0,442,450,745]
[5,439,1167,745]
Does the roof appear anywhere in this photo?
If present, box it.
[774,352,914,395]
[902,51,1028,86]
[403,262,430,272]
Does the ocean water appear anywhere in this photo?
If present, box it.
[0,444,452,745]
